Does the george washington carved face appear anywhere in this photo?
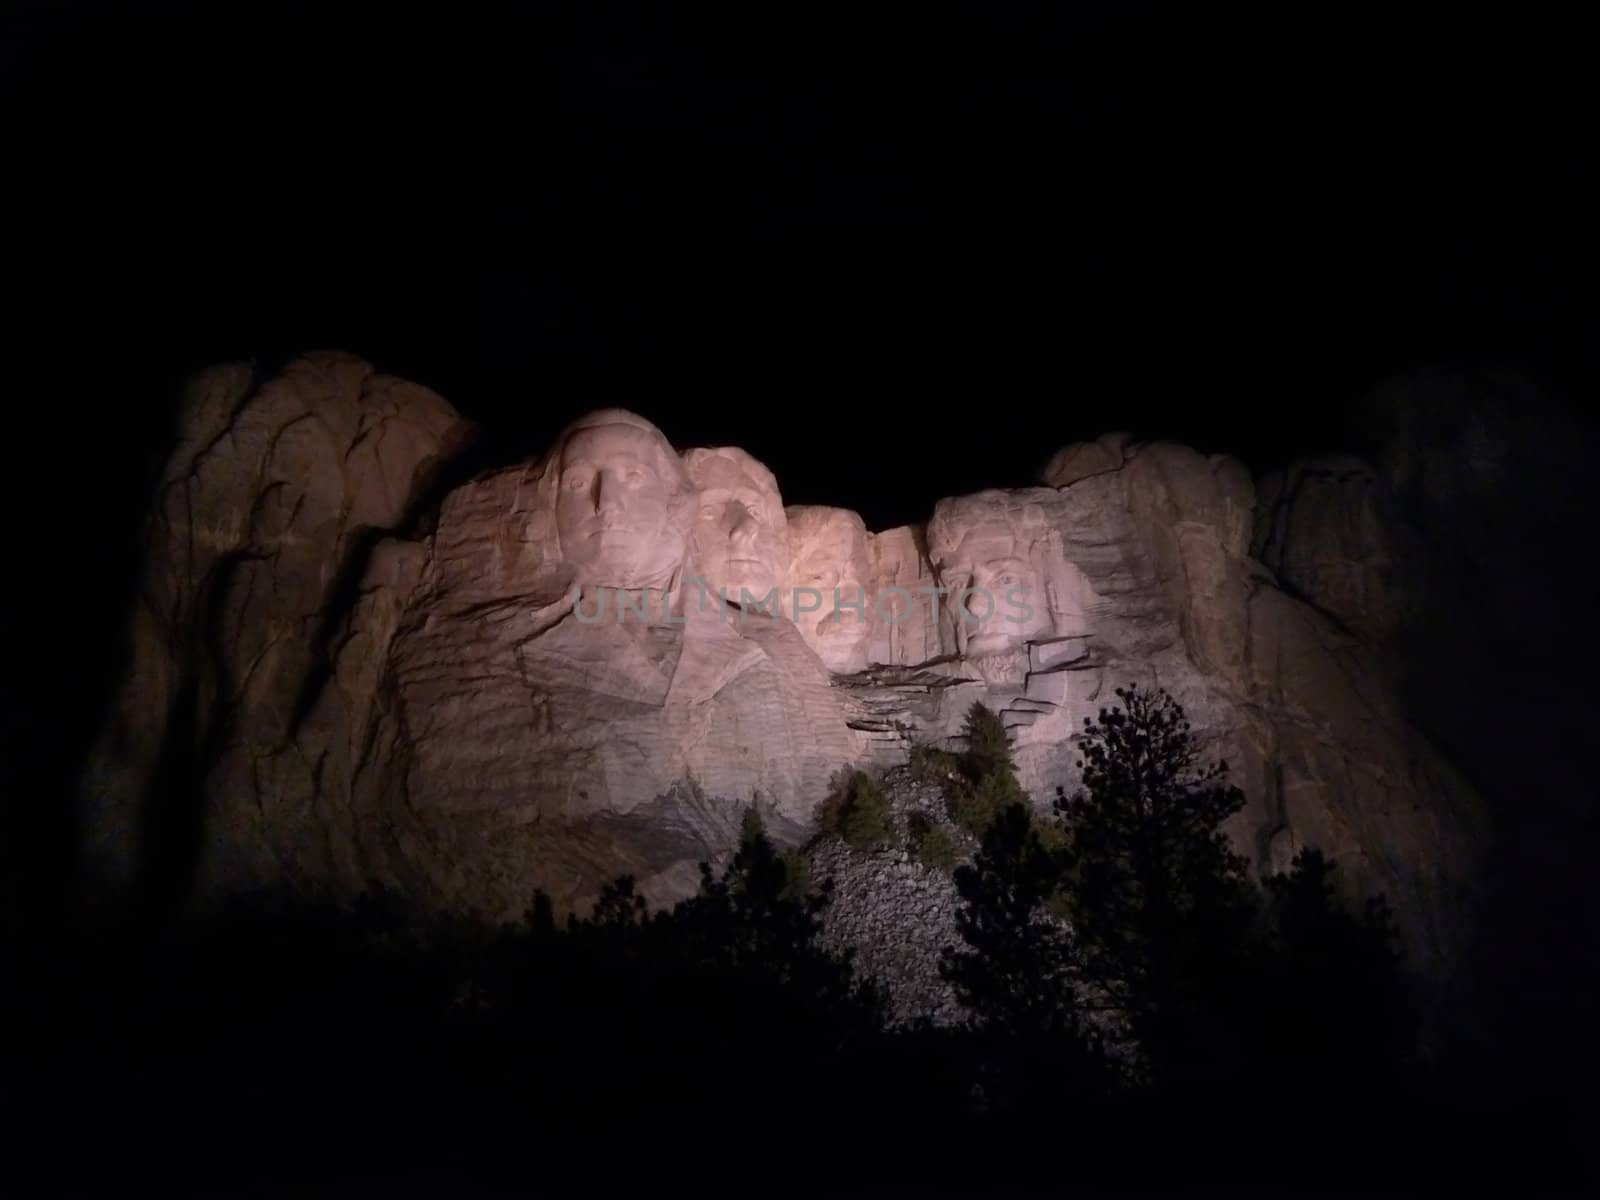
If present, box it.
[550,411,694,591]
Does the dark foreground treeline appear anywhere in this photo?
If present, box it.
[3,692,1591,1193]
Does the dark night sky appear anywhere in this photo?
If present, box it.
[8,3,1595,532]
[3,4,1587,649]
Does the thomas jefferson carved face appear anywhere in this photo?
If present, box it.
[929,492,1055,658]
[684,447,788,604]
[553,413,693,590]
[785,506,872,673]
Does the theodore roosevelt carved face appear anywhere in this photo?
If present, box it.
[551,410,695,591]
[784,505,873,673]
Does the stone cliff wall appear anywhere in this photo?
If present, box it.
[81,354,1489,970]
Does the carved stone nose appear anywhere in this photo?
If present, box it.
[594,473,624,514]
[729,504,759,542]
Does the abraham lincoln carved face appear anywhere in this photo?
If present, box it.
[928,490,1056,658]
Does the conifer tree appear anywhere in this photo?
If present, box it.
[1051,685,1257,1086]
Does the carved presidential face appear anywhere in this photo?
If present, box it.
[684,448,788,604]
[785,506,872,673]
[930,495,1055,658]
[555,419,690,590]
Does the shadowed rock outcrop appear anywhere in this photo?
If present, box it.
[81,353,473,909]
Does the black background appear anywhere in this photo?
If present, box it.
[7,2,1596,526]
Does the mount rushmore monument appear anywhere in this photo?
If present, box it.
[80,352,1487,967]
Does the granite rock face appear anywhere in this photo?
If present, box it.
[82,354,1489,968]
[839,439,1484,968]
[80,352,473,903]
[1252,454,1414,641]
[1251,368,1594,806]
[1249,369,1597,1001]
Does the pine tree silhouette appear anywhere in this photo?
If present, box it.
[943,803,1076,1038]
[939,711,1106,1109]
[1254,847,1412,1084]
[1051,685,1256,1088]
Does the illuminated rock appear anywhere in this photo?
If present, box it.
[862,524,943,670]
[80,354,1487,969]
[683,446,789,606]
[1037,431,1132,488]
[927,488,1066,659]
[880,441,1483,968]
[784,505,874,674]
[549,409,699,592]
[356,420,858,915]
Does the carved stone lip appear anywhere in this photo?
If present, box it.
[965,631,1020,654]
